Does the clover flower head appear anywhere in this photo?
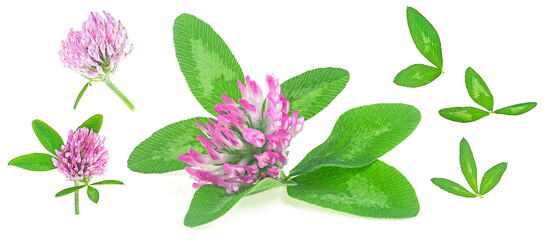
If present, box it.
[54,127,108,181]
[59,11,133,79]
[180,75,304,194]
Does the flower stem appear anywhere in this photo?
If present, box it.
[74,181,80,215]
[103,74,135,111]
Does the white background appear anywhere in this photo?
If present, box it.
[1,0,542,239]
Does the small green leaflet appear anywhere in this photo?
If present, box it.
[406,7,443,70]
[184,179,294,227]
[8,153,56,171]
[127,117,210,174]
[459,138,478,193]
[289,103,421,176]
[281,67,349,120]
[394,64,442,87]
[91,180,124,186]
[396,7,444,87]
[55,185,86,197]
[78,114,103,133]
[479,162,507,195]
[288,161,420,218]
[32,119,64,156]
[440,67,536,123]
[173,13,244,116]
[74,82,90,110]
[432,139,507,198]
[495,102,537,115]
[431,178,477,198]
[465,67,493,111]
[87,186,100,203]
[439,107,489,123]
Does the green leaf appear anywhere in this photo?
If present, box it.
[290,103,421,176]
[479,162,507,196]
[8,153,56,171]
[173,13,244,116]
[431,178,477,198]
[32,120,64,155]
[128,117,210,173]
[55,185,85,197]
[281,67,349,120]
[406,7,443,69]
[78,114,103,133]
[459,138,478,193]
[288,161,419,218]
[465,67,494,111]
[73,82,90,110]
[184,178,292,227]
[394,64,442,87]
[87,186,99,203]
[494,102,537,115]
[91,180,124,186]
[439,107,490,123]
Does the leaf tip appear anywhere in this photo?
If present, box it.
[31,119,41,129]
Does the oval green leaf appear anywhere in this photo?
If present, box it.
[128,117,210,174]
[32,119,64,156]
[459,138,478,193]
[174,13,244,116]
[431,178,477,198]
[91,180,124,186]
[78,114,103,133]
[87,186,99,203]
[494,102,537,115]
[465,67,494,111]
[288,161,420,218]
[479,162,507,196]
[281,68,349,120]
[394,64,442,87]
[8,153,56,171]
[289,103,421,176]
[439,107,490,123]
[406,7,443,69]
[55,185,85,197]
[184,178,292,227]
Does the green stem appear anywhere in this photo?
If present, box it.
[74,181,80,215]
[103,75,135,111]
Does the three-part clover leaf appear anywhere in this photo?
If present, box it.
[431,138,507,198]
[395,7,444,87]
[439,67,537,122]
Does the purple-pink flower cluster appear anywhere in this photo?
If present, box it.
[59,11,133,79]
[180,75,304,194]
[54,127,108,181]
